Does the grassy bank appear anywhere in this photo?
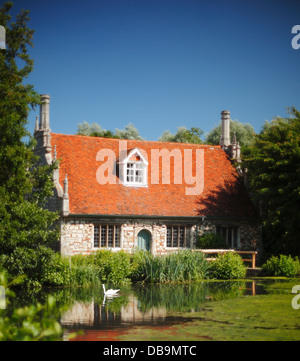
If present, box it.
[49,249,248,287]
[2,249,299,288]
[67,249,211,286]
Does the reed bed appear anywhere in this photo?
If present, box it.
[67,249,245,286]
[133,250,210,283]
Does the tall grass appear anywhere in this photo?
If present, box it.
[47,249,246,287]
[132,250,210,283]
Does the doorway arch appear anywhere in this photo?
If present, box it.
[137,229,151,252]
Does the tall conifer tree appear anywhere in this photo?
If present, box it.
[0,2,59,282]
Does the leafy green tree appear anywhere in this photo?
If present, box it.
[159,126,203,144]
[0,2,59,283]
[77,121,118,138]
[115,122,144,140]
[77,121,144,140]
[205,119,256,148]
[242,108,300,257]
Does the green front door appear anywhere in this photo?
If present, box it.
[137,230,151,252]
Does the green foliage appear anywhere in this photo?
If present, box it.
[0,247,69,288]
[77,121,120,138]
[205,119,256,148]
[262,255,300,277]
[40,253,71,287]
[93,249,132,285]
[159,126,203,144]
[0,2,40,199]
[132,250,210,283]
[210,252,247,280]
[70,250,133,286]
[77,121,144,140]
[196,232,230,249]
[35,249,251,286]
[70,264,100,286]
[0,2,60,284]
[242,108,300,257]
[115,123,144,140]
[0,295,63,341]
[0,270,63,341]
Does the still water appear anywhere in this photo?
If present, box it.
[55,279,300,341]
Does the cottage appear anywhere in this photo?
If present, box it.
[34,94,260,256]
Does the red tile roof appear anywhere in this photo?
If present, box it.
[51,133,257,219]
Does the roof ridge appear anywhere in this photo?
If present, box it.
[50,132,221,148]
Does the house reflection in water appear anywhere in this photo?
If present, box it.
[61,281,260,340]
[61,295,167,332]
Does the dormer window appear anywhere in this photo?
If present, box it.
[126,162,144,184]
[118,148,148,187]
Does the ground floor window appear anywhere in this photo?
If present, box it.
[94,225,121,248]
[216,225,239,249]
[166,226,191,248]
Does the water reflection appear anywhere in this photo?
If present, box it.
[61,293,167,330]
[61,280,261,339]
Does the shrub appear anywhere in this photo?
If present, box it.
[196,233,230,249]
[41,253,71,287]
[210,252,246,279]
[262,255,300,277]
[93,250,132,285]
[70,250,133,286]
[0,246,70,287]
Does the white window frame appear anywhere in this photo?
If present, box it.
[118,148,148,187]
[126,162,146,185]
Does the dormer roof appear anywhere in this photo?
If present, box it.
[118,147,148,165]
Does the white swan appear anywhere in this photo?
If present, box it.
[102,284,120,296]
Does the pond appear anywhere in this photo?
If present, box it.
[15,278,300,341]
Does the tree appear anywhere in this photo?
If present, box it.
[205,119,256,148]
[0,2,59,284]
[242,108,300,257]
[159,126,203,144]
[115,122,144,140]
[77,121,144,140]
[77,121,117,138]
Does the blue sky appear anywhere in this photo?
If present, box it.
[8,0,300,140]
